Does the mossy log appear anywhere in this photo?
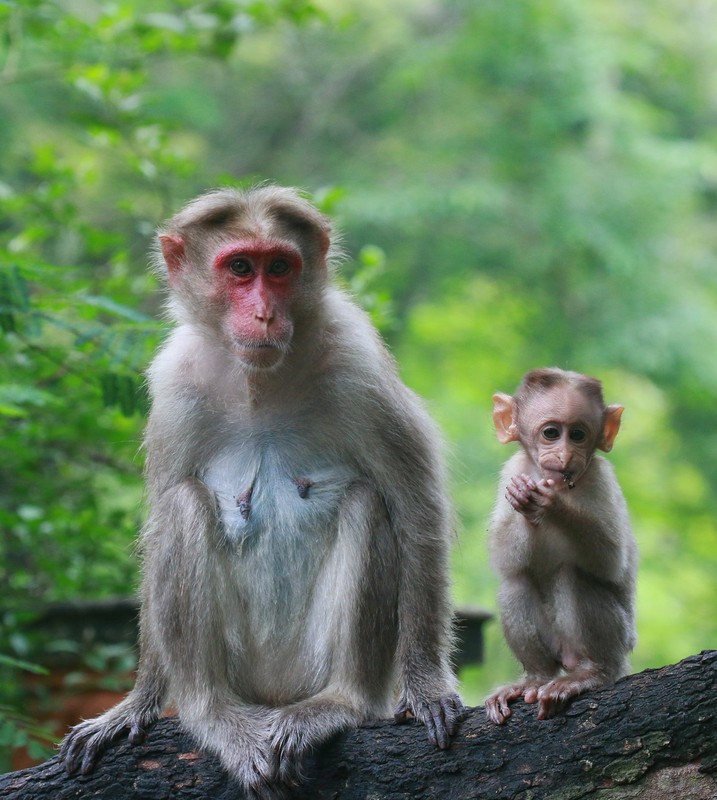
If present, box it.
[1,651,716,799]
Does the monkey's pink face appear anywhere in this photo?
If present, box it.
[520,388,602,488]
[211,239,303,370]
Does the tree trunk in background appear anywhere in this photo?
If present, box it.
[2,651,716,799]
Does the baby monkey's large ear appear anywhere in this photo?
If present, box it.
[599,404,624,452]
[492,392,520,444]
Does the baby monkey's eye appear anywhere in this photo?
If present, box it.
[542,426,561,441]
[569,428,587,443]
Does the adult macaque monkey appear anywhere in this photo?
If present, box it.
[60,186,463,798]
[485,367,637,725]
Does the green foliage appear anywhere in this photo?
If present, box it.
[1,0,716,735]
[0,0,328,761]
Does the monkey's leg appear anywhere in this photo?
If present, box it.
[486,575,560,724]
[60,643,166,775]
[269,481,401,785]
[150,480,286,797]
[390,511,465,747]
[536,568,632,720]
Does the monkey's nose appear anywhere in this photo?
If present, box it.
[254,309,275,327]
[558,449,571,467]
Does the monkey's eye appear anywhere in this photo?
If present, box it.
[228,258,252,277]
[268,259,290,276]
[542,426,561,441]
[569,428,587,443]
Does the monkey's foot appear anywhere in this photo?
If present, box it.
[60,704,156,775]
[202,725,279,800]
[269,697,360,788]
[485,681,544,725]
[535,669,605,719]
[228,746,291,800]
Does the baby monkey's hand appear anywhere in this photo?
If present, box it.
[505,473,556,525]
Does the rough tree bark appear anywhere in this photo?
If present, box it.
[2,651,715,800]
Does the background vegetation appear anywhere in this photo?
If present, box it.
[2,0,716,766]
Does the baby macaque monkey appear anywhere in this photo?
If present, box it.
[485,367,637,724]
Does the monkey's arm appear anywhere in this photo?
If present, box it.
[61,375,223,777]
[492,455,632,582]
[363,383,464,748]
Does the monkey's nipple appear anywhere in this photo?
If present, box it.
[237,485,254,520]
[293,477,313,499]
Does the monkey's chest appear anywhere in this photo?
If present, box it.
[203,443,358,547]
[201,443,360,696]
[524,526,575,583]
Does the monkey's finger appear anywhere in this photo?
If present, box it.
[523,686,539,704]
[61,731,95,775]
[80,741,103,776]
[61,739,84,775]
[516,473,538,490]
[507,474,536,499]
[426,700,454,750]
[128,722,146,745]
[505,485,534,510]
[484,699,506,725]
[497,696,512,723]
[537,680,574,720]
[441,694,466,736]
[419,702,445,750]
[537,696,558,720]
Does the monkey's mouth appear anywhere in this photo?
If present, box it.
[233,337,290,356]
[562,471,576,490]
[540,463,577,488]
[231,336,290,371]
[239,340,284,350]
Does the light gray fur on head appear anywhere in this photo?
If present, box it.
[152,185,343,280]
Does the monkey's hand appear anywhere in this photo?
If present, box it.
[60,697,157,775]
[394,692,465,750]
[505,473,555,525]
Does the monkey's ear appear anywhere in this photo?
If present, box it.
[159,234,186,276]
[318,230,331,259]
[599,404,624,452]
[492,392,519,444]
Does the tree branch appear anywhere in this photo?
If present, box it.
[2,651,716,799]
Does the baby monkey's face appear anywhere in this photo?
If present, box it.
[518,387,604,489]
